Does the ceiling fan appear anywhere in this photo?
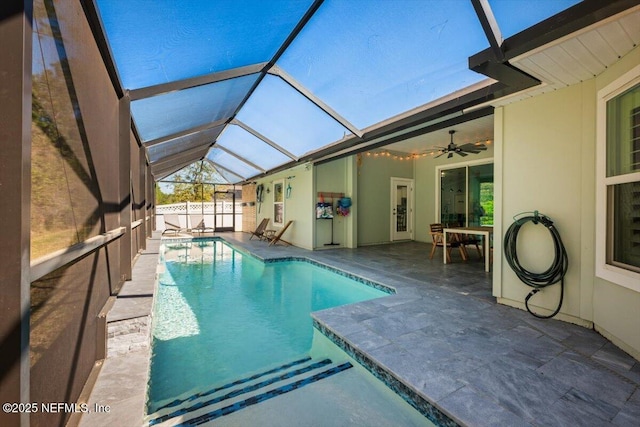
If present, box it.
[435,130,487,158]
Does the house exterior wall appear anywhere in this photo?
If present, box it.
[592,47,640,359]
[498,46,640,359]
[357,154,413,246]
[242,183,257,233]
[255,163,314,250]
[314,157,356,249]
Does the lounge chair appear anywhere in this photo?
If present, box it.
[189,214,214,234]
[162,214,186,235]
[429,223,467,262]
[249,218,270,240]
[268,220,293,246]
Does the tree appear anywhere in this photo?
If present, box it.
[157,161,222,203]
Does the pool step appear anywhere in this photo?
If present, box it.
[147,357,352,426]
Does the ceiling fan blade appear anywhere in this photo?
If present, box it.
[434,151,446,158]
[447,152,453,159]
[457,151,468,157]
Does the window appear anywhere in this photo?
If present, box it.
[596,65,640,291]
[273,180,284,226]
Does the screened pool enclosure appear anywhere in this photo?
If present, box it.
[4,1,639,426]
[94,0,584,183]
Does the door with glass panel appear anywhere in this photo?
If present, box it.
[214,190,236,231]
[391,178,413,241]
[439,162,493,227]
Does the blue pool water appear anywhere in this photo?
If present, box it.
[147,239,390,412]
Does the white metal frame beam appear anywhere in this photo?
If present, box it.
[213,144,266,173]
[142,119,227,147]
[150,144,211,167]
[268,65,363,138]
[230,119,298,161]
[203,158,246,182]
[129,62,267,101]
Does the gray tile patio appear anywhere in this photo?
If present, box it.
[79,231,639,427]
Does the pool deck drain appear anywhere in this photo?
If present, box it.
[79,231,640,427]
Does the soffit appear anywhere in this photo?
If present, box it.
[496,5,640,106]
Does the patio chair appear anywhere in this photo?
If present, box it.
[429,223,467,262]
[249,218,270,240]
[189,214,214,234]
[446,221,483,259]
[268,220,293,246]
[463,235,483,259]
[162,214,185,235]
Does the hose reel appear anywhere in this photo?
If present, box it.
[503,211,568,319]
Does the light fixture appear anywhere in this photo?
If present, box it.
[435,130,488,159]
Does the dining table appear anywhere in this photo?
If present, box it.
[443,226,494,272]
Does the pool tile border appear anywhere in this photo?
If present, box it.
[313,320,460,427]
[263,256,395,295]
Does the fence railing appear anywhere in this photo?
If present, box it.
[156,202,243,231]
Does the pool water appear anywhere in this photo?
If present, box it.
[147,240,389,413]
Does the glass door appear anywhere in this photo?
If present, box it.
[440,167,466,226]
[391,178,413,241]
[469,163,494,226]
[214,190,236,231]
[439,162,493,227]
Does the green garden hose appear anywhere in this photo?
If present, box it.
[503,211,568,319]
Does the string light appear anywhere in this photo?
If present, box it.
[363,138,493,161]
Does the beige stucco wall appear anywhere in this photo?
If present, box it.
[498,82,592,324]
[314,157,357,249]
[591,47,640,359]
[255,163,314,250]
[498,45,640,359]
[356,153,413,245]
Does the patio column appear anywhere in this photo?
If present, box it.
[0,1,33,426]
[119,94,132,281]
[146,165,154,235]
[139,142,147,249]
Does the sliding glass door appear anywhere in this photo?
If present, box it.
[439,162,493,227]
[440,167,467,226]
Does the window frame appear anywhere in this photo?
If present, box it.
[273,179,285,226]
[595,64,640,292]
[435,158,494,227]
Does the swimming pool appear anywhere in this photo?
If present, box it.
[146,239,392,417]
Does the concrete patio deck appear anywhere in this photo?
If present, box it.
[79,231,639,427]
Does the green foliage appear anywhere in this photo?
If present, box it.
[157,162,230,204]
[480,182,494,226]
